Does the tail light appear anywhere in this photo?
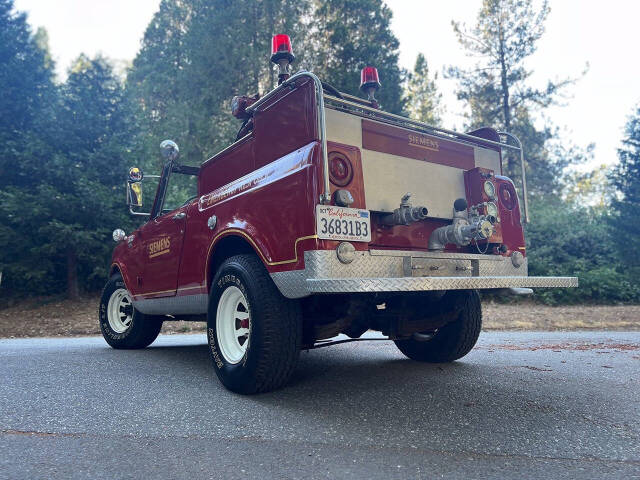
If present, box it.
[498,182,517,210]
[328,151,353,186]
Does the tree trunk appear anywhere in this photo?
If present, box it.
[498,23,514,176]
[66,247,79,299]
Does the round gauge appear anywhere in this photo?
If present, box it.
[486,202,498,217]
[483,180,496,198]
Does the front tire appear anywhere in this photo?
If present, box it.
[99,273,163,349]
[394,290,482,363]
[207,254,302,394]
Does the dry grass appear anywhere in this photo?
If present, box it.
[0,295,206,338]
[0,295,638,338]
[483,302,640,331]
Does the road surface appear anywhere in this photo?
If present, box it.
[1,332,639,479]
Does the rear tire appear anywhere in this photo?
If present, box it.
[394,290,482,363]
[207,254,302,394]
[99,273,163,349]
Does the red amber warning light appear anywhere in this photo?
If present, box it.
[360,66,381,90]
[271,34,294,63]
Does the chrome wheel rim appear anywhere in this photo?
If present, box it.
[216,286,250,364]
[107,288,133,334]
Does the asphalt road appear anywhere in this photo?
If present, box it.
[1,331,639,480]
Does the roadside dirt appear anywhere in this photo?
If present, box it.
[0,295,638,338]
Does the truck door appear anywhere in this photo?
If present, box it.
[138,163,198,297]
[138,207,187,297]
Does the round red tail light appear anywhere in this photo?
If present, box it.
[360,66,381,91]
[328,152,353,187]
[271,34,294,63]
[499,183,517,210]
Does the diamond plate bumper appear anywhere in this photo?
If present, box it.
[270,250,578,298]
[306,275,578,294]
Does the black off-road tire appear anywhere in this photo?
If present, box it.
[394,290,482,363]
[99,273,163,349]
[207,254,302,394]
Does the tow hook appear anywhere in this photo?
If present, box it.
[380,193,429,226]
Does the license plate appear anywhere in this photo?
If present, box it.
[316,205,371,242]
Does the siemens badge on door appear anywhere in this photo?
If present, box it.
[316,205,371,242]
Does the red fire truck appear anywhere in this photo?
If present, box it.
[100,35,577,393]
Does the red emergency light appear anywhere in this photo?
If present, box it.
[271,34,294,64]
[360,66,381,108]
[360,66,381,91]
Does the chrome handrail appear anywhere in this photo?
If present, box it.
[323,94,521,153]
[498,132,529,224]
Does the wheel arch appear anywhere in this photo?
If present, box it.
[108,262,135,294]
[206,234,263,292]
[109,263,122,277]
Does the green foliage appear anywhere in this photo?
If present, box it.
[307,0,405,114]
[526,197,639,304]
[608,105,640,280]
[404,53,442,125]
[0,52,135,296]
[127,0,405,173]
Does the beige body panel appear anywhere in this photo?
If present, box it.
[325,108,502,219]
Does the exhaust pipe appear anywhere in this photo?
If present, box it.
[380,193,429,226]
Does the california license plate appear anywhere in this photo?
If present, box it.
[316,205,371,242]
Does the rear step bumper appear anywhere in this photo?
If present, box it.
[271,249,577,298]
[305,275,577,294]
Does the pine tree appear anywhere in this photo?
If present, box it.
[447,0,579,194]
[0,0,57,295]
[405,53,442,125]
[609,106,640,277]
[0,0,55,185]
[306,0,405,114]
[0,55,134,297]
[128,0,312,168]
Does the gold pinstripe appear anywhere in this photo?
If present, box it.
[113,231,317,298]
[204,229,317,281]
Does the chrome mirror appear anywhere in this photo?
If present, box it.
[127,181,143,207]
[128,166,143,182]
[112,229,126,243]
[160,139,179,162]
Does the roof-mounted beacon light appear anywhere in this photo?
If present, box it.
[271,34,295,85]
[360,66,381,108]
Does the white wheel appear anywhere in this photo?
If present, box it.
[216,286,251,364]
[107,288,133,334]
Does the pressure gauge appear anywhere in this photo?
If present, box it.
[483,180,496,198]
[486,202,498,218]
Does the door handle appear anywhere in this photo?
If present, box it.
[172,212,186,220]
